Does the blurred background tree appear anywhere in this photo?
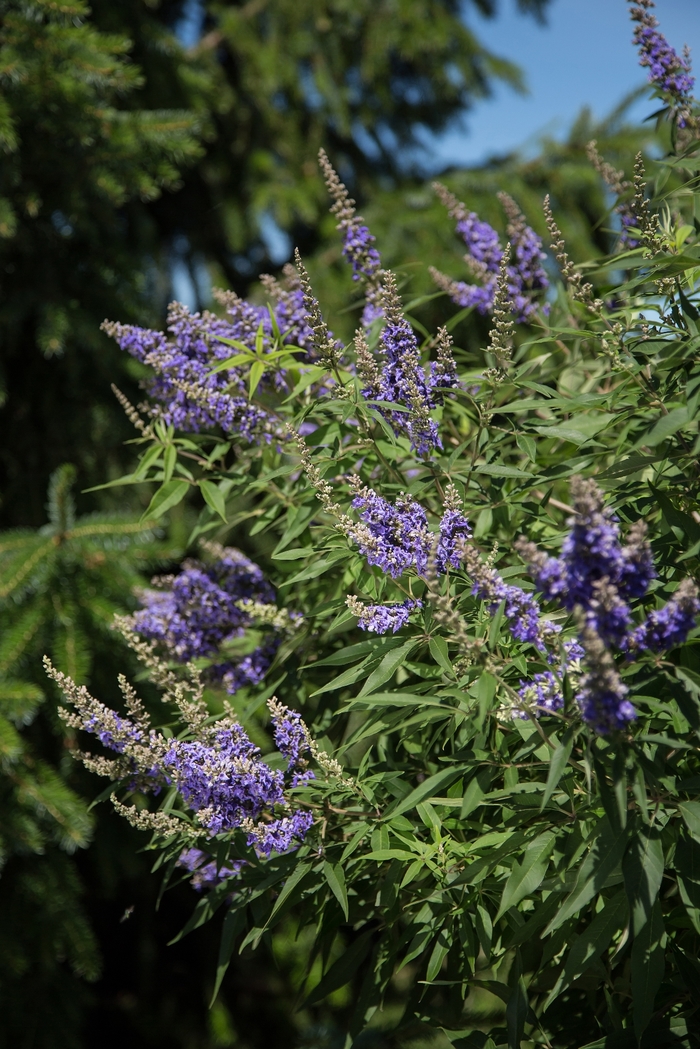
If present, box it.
[0,0,555,529]
[0,0,666,1045]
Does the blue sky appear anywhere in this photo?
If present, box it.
[427,0,700,168]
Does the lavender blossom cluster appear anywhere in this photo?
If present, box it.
[319,149,384,327]
[350,485,471,580]
[430,185,549,323]
[132,545,283,695]
[358,280,460,456]
[103,271,314,440]
[515,477,700,733]
[176,848,245,892]
[345,484,470,633]
[60,667,315,861]
[630,0,695,125]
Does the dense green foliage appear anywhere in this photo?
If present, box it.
[0,0,552,527]
[56,102,700,1049]
[0,465,174,1047]
[0,0,206,525]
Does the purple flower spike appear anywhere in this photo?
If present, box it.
[431,185,548,323]
[460,544,560,653]
[516,478,654,646]
[577,625,636,734]
[349,597,423,635]
[517,671,564,717]
[132,544,279,695]
[176,848,244,892]
[630,0,695,125]
[628,578,700,653]
[319,149,384,327]
[359,276,459,456]
[350,485,431,579]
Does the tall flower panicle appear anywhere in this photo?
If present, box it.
[361,275,459,455]
[349,481,470,584]
[131,544,283,696]
[628,578,700,653]
[350,484,431,579]
[586,141,639,250]
[102,272,315,441]
[345,485,470,634]
[630,0,695,126]
[515,477,654,642]
[430,184,548,322]
[48,654,317,862]
[577,624,636,733]
[460,543,560,652]
[515,477,698,733]
[319,149,384,326]
[346,596,423,634]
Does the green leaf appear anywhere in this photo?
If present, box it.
[541,728,574,810]
[199,480,227,522]
[323,861,349,921]
[140,479,189,522]
[477,672,497,721]
[429,636,453,675]
[210,908,246,1004]
[678,800,700,843]
[426,928,450,982]
[262,862,312,933]
[162,443,177,483]
[640,405,690,447]
[303,929,373,1007]
[385,767,463,819]
[310,656,372,696]
[506,952,528,1049]
[545,890,628,1008]
[358,639,416,697]
[622,826,664,936]
[248,359,265,400]
[544,820,631,935]
[631,898,665,1040]
[496,831,555,920]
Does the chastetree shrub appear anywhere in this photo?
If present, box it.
[47,2,700,1045]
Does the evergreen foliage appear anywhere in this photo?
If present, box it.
[0,464,174,1047]
[0,0,206,526]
